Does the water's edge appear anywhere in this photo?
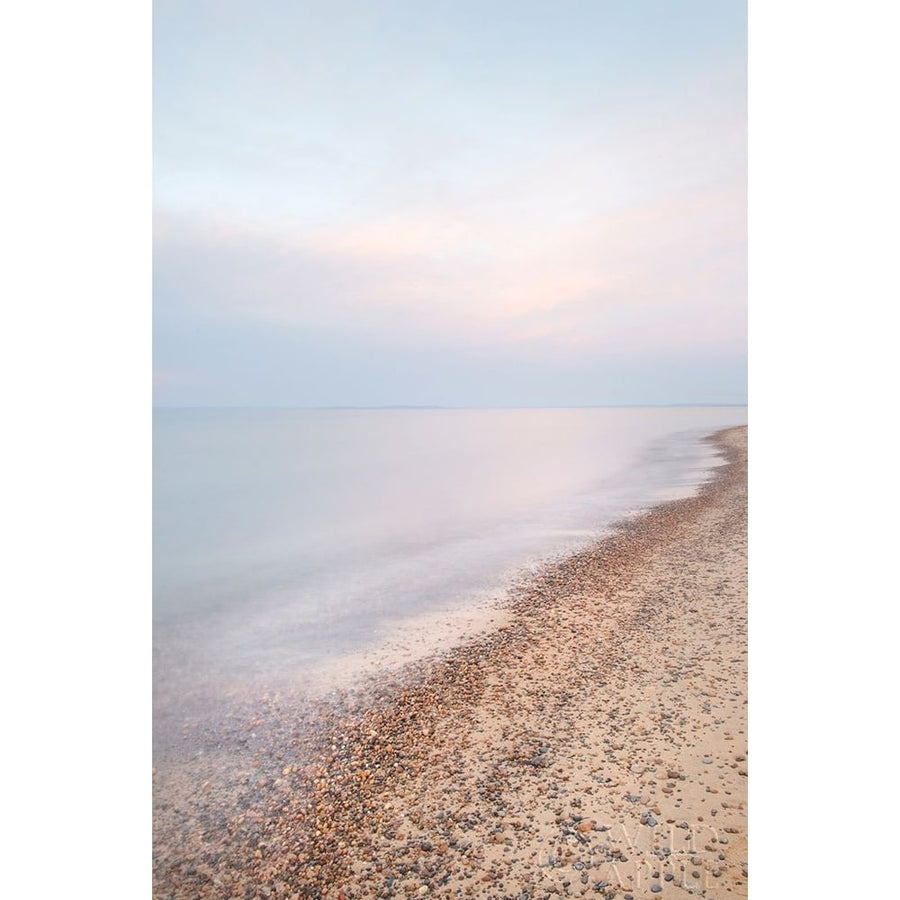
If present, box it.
[153,423,739,762]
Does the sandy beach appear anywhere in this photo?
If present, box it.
[153,425,747,899]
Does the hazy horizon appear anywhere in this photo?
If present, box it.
[153,402,748,410]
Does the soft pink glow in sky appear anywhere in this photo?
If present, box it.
[154,1,746,406]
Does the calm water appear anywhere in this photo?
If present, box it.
[153,407,746,748]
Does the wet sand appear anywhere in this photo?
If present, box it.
[153,426,747,899]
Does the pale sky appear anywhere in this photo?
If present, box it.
[153,0,747,407]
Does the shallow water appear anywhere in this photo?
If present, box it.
[153,406,746,753]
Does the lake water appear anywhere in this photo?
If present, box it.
[153,406,746,752]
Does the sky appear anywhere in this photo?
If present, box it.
[153,0,747,407]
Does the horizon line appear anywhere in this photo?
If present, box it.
[153,402,748,411]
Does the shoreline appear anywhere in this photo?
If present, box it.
[154,426,747,899]
[153,425,728,761]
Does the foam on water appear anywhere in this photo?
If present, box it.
[153,407,746,753]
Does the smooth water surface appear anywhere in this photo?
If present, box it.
[153,407,746,748]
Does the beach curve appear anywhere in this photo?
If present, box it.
[153,425,748,899]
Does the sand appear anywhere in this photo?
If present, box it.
[153,426,747,899]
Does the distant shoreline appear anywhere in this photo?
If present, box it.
[153,403,749,411]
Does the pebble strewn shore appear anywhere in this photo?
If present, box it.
[153,427,747,899]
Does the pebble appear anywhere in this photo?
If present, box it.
[153,429,749,900]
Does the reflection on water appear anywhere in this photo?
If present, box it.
[153,407,746,752]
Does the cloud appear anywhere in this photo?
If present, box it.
[154,166,745,365]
